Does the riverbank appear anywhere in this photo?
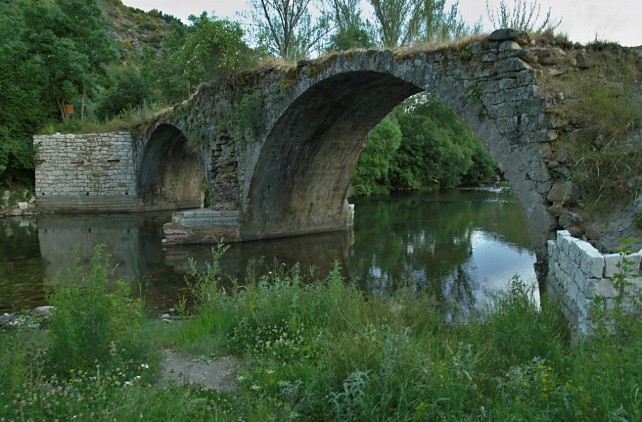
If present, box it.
[1,248,641,420]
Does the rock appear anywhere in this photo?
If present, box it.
[31,305,54,317]
[0,313,15,327]
[17,202,29,210]
[536,48,566,65]
[567,226,584,237]
[547,181,581,204]
[549,166,571,179]
[488,29,528,44]
[499,41,522,53]
[161,313,171,319]
[575,50,590,68]
[548,203,567,217]
[9,209,22,217]
[559,211,583,227]
[585,228,601,241]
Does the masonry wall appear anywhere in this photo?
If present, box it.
[547,230,642,336]
[34,132,139,211]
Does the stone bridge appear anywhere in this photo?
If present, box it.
[35,30,640,266]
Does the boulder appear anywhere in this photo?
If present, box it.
[31,305,54,317]
[488,29,529,44]
[0,313,15,327]
[547,181,581,204]
[559,211,583,227]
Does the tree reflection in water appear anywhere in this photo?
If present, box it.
[349,189,536,314]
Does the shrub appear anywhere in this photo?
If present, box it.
[46,245,156,379]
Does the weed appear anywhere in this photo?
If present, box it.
[553,53,642,209]
[459,47,472,61]
[184,240,229,312]
[232,90,265,140]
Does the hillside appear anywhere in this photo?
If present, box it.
[98,0,183,58]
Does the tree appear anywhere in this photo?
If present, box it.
[138,22,191,105]
[95,65,151,121]
[177,13,255,88]
[248,0,331,60]
[350,115,402,195]
[0,1,48,185]
[366,0,471,48]
[325,0,375,50]
[390,94,495,191]
[351,94,496,195]
[21,0,118,121]
[486,0,561,33]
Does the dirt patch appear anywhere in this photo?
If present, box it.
[159,349,242,391]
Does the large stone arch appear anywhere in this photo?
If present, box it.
[160,32,603,269]
[242,71,421,239]
[138,124,204,210]
[239,42,556,260]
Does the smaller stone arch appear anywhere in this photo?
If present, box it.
[138,124,205,211]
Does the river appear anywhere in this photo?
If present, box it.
[0,188,537,315]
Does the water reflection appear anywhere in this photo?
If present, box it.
[0,189,537,314]
[349,189,537,313]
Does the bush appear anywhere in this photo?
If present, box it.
[46,245,156,379]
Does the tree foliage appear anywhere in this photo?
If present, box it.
[325,0,375,50]
[351,115,402,196]
[95,65,151,121]
[249,0,331,60]
[178,13,255,87]
[21,0,118,121]
[0,1,47,184]
[351,94,497,195]
[366,0,471,48]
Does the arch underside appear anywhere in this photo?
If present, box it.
[243,71,422,239]
[139,124,204,211]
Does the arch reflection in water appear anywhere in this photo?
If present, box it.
[36,213,352,311]
[3,189,536,315]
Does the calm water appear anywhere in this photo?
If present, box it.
[0,189,536,314]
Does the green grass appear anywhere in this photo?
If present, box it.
[1,249,641,420]
[42,102,167,135]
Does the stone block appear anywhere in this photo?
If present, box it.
[596,278,617,298]
[568,239,585,265]
[547,240,558,261]
[577,241,604,279]
[603,253,623,278]
[558,234,572,256]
